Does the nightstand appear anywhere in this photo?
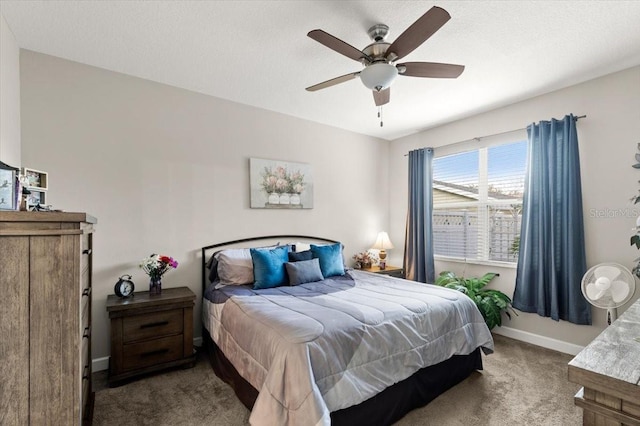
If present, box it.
[106,286,196,386]
[360,265,405,279]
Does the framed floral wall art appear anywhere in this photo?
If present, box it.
[250,158,313,209]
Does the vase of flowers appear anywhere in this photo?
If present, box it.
[261,166,306,206]
[352,251,379,269]
[279,193,290,204]
[268,192,279,204]
[140,254,178,295]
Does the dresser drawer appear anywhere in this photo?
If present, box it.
[81,329,91,418]
[82,330,90,365]
[81,233,91,272]
[122,309,183,343]
[82,376,90,416]
[81,291,90,326]
[122,334,183,371]
[81,267,90,294]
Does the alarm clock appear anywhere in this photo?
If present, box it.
[114,275,135,298]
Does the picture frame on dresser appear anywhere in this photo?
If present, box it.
[25,189,46,210]
[0,162,17,210]
[22,167,48,190]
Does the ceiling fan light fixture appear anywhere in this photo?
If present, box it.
[360,62,398,91]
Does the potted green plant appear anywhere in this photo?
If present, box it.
[435,271,517,330]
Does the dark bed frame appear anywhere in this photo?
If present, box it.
[201,236,483,426]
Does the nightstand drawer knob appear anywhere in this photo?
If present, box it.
[140,320,169,329]
[82,365,90,380]
[82,288,91,297]
[141,348,169,357]
[82,248,92,255]
[82,327,90,339]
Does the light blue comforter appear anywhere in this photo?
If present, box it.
[203,270,494,426]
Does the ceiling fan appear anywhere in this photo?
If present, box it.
[306,6,465,109]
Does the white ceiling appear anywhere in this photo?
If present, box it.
[2,1,640,140]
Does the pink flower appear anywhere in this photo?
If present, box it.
[276,178,287,189]
[140,254,178,280]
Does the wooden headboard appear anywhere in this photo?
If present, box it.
[201,235,340,291]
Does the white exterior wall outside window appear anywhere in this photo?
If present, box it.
[432,139,527,264]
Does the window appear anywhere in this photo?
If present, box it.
[432,140,527,263]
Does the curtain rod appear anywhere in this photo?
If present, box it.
[404,115,586,156]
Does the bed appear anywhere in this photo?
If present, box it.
[201,236,494,426]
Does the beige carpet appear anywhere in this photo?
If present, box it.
[93,334,582,425]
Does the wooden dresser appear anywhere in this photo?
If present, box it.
[106,287,196,386]
[0,211,96,425]
[568,299,640,425]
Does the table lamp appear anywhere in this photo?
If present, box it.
[372,231,394,270]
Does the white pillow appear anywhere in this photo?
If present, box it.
[292,242,311,252]
[215,249,254,285]
[214,243,284,285]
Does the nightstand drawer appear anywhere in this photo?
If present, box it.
[123,309,183,343]
[381,269,404,279]
[360,265,405,279]
[122,334,183,371]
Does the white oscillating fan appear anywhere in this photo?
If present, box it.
[581,263,636,325]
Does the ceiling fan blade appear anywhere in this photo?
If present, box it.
[385,6,451,62]
[398,62,465,78]
[308,29,372,63]
[306,72,360,92]
[373,88,390,106]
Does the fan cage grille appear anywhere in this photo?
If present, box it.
[581,263,636,309]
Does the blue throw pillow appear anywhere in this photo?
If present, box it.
[251,245,290,289]
[310,243,345,278]
[285,258,324,285]
[288,250,313,262]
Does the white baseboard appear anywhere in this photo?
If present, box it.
[93,356,110,372]
[492,326,584,356]
[92,336,205,372]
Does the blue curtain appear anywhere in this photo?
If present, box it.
[404,148,435,283]
[513,114,591,324]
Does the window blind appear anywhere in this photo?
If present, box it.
[432,139,527,263]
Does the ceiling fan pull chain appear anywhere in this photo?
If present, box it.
[379,106,384,127]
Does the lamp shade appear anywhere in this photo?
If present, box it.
[372,231,394,250]
[360,63,398,91]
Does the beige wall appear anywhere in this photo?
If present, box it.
[389,66,640,350]
[0,13,20,166]
[19,51,390,365]
[19,46,640,363]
